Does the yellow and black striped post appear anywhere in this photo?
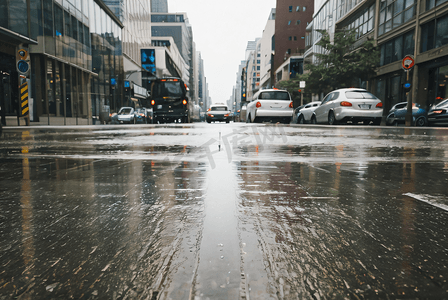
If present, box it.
[20,82,29,116]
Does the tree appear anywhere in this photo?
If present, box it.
[277,29,379,98]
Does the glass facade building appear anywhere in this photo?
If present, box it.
[0,0,124,125]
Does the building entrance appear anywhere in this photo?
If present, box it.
[376,74,404,112]
[428,64,448,106]
[0,52,19,123]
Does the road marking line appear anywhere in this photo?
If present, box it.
[404,193,448,212]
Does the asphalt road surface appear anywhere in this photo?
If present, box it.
[1,123,448,299]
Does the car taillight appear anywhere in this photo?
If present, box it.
[208,114,214,117]
[139,113,145,117]
[432,110,444,114]
[224,114,229,117]
[289,102,293,108]
[376,102,383,108]
[340,101,352,107]
[183,99,187,105]
[256,101,261,108]
[151,100,155,106]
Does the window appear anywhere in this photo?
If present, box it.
[345,4,375,39]
[259,91,290,100]
[421,20,435,52]
[296,20,301,25]
[421,14,448,52]
[303,6,307,11]
[294,36,297,41]
[289,36,292,41]
[71,16,78,40]
[345,91,377,99]
[55,5,64,37]
[322,93,333,104]
[287,49,291,54]
[65,11,71,38]
[436,14,448,48]
[296,6,300,11]
[379,0,416,36]
[289,6,293,12]
[288,20,291,25]
[426,0,448,10]
[380,31,414,66]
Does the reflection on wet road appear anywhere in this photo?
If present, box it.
[1,123,448,299]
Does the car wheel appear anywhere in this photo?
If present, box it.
[246,114,251,123]
[311,115,317,124]
[298,115,304,124]
[415,117,427,127]
[328,111,337,125]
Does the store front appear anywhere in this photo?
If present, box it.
[427,64,448,106]
[374,71,407,113]
[31,55,93,125]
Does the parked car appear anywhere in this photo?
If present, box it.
[134,108,148,124]
[427,99,448,126]
[386,102,427,126]
[291,104,305,124]
[292,101,321,124]
[311,88,383,125]
[206,104,231,123]
[246,89,293,124]
[240,105,247,122]
[117,107,135,124]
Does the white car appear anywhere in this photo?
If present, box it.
[117,107,135,124]
[311,88,383,125]
[206,104,232,123]
[246,89,293,124]
[294,101,321,124]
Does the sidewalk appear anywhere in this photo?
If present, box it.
[3,116,95,127]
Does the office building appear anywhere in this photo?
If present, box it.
[0,0,124,125]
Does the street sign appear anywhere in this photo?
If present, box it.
[18,49,28,60]
[17,60,30,75]
[20,82,29,116]
[402,55,414,71]
[300,81,306,88]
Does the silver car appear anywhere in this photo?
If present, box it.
[117,107,135,124]
[311,88,383,125]
[293,101,321,124]
[246,89,293,124]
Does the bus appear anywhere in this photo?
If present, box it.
[147,77,190,123]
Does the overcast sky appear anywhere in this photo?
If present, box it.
[167,0,276,105]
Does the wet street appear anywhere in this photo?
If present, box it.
[1,123,448,300]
